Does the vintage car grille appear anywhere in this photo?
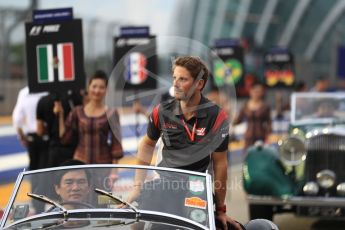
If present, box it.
[305,134,345,193]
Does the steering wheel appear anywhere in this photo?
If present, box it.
[60,201,95,209]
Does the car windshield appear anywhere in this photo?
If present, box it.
[1,165,213,229]
[291,92,345,124]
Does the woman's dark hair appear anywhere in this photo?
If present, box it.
[88,70,108,86]
[294,81,306,92]
[250,80,265,89]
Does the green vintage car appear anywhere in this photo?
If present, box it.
[243,92,345,220]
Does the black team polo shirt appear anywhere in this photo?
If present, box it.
[147,95,229,172]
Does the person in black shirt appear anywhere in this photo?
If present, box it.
[36,90,83,168]
[126,56,242,230]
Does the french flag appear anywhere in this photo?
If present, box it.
[125,52,147,85]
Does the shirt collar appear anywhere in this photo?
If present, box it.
[173,95,208,118]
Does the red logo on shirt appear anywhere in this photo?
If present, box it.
[196,128,206,136]
[163,122,177,129]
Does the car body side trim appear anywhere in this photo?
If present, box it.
[247,195,345,207]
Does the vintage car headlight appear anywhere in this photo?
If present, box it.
[316,170,336,189]
[291,128,305,138]
[303,182,319,195]
[337,183,345,196]
[278,136,306,166]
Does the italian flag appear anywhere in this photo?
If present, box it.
[37,44,54,83]
[57,43,75,81]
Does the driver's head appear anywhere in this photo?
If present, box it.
[172,56,209,101]
[54,169,90,203]
[54,160,91,203]
[315,99,337,118]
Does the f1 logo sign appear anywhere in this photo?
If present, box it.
[29,25,60,36]
[30,26,42,36]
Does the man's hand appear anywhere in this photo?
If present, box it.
[127,185,141,203]
[105,168,119,189]
[117,185,141,209]
[19,136,28,148]
[17,128,28,147]
[216,212,243,230]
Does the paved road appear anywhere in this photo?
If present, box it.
[227,163,345,230]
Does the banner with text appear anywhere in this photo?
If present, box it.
[264,47,294,88]
[113,31,157,91]
[25,19,85,93]
[211,39,246,96]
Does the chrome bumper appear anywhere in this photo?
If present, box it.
[247,195,345,207]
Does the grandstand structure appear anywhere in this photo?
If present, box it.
[172,0,345,87]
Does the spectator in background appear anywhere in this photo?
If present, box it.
[36,90,84,168]
[12,86,48,170]
[275,80,307,119]
[233,82,272,150]
[310,75,330,92]
[55,70,123,165]
[294,80,307,92]
[12,86,48,213]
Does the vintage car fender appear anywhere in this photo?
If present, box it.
[243,145,295,197]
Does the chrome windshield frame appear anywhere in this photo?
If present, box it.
[4,164,210,177]
[5,209,209,230]
[1,171,25,229]
[206,173,216,228]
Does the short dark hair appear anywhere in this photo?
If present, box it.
[54,160,91,186]
[88,70,108,86]
[250,80,265,89]
[172,56,209,90]
[294,81,306,92]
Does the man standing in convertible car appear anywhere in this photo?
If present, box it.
[127,56,243,230]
